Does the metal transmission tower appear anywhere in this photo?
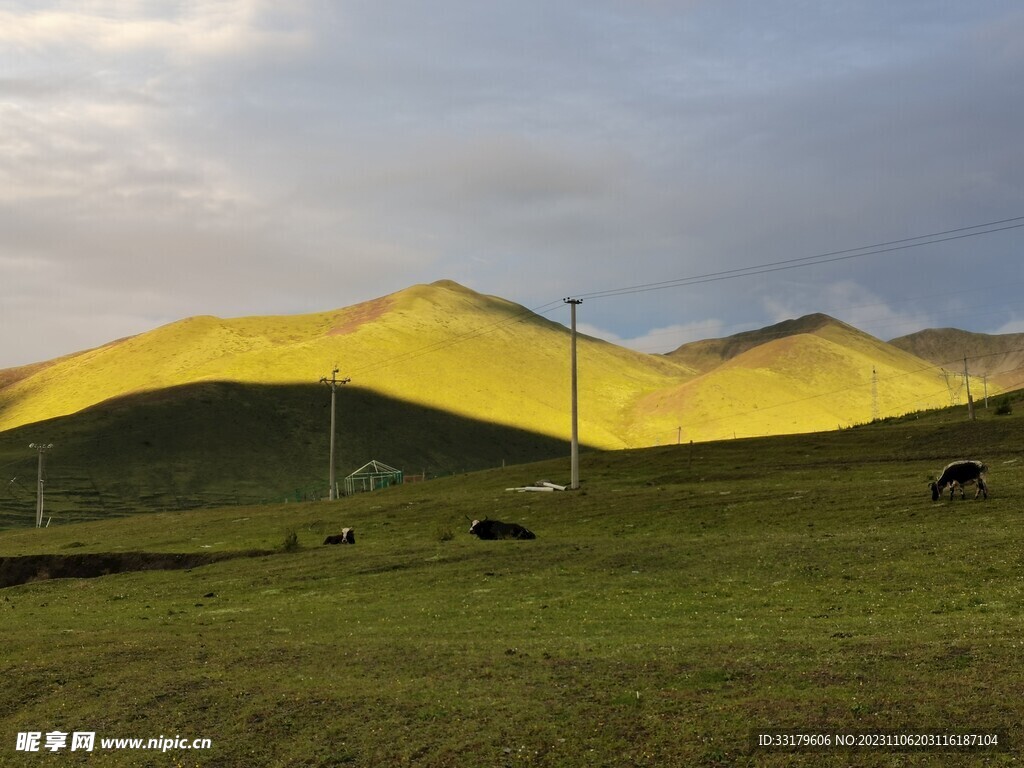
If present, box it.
[963,357,975,421]
[939,370,963,406]
[564,298,582,490]
[29,443,53,528]
[319,369,350,500]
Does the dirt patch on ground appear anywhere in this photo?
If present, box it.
[328,296,393,336]
[0,551,269,589]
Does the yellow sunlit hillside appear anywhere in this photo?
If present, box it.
[0,281,979,448]
[0,281,693,449]
[634,316,957,443]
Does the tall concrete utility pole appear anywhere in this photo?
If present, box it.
[320,369,350,500]
[29,443,53,528]
[564,298,582,490]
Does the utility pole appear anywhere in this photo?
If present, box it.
[29,443,53,528]
[564,298,582,490]
[319,369,350,500]
[871,367,879,422]
[964,357,975,421]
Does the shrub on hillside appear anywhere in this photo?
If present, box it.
[281,529,300,552]
[434,522,455,543]
[995,396,1013,416]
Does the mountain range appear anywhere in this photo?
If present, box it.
[2,279,1023,522]
[2,279,1020,450]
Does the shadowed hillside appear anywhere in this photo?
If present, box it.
[0,381,579,528]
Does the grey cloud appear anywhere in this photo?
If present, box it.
[3,1,1024,368]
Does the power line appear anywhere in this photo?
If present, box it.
[576,216,1024,301]
[323,217,1024,374]
[4,215,1022,475]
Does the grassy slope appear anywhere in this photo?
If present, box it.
[0,281,692,449]
[1,396,1022,767]
[637,318,958,443]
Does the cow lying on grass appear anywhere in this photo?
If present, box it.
[930,461,988,501]
[469,518,536,540]
[323,528,355,545]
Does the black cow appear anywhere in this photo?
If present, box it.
[930,461,988,501]
[469,518,536,540]
[323,527,356,545]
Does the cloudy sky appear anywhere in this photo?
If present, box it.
[3,0,1023,368]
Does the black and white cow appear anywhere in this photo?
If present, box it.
[930,461,988,501]
[469,518,536,540]
[323,527,356,545]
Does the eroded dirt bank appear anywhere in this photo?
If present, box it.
[0,551,266,589]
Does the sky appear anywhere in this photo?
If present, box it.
[3,0,1024,369]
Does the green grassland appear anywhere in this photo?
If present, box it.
[1,395,1022,767]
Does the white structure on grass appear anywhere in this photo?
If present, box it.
[344,460,404,496]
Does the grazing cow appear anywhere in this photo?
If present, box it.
[930,461,988,501]
[469,518,536,540]
[323,527,356,545]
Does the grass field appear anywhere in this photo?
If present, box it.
[1,398,1022,766]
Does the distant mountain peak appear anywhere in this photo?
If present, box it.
[428,278,469,290]
[666,312,853,371]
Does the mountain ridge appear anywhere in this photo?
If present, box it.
[0,281,693,448]
[0,280,1009,448]
[666,313,857,373]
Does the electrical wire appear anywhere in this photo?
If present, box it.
[575,216,1024,301]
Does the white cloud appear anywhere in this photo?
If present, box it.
[993,317,1024,335]
[0,1,310,58]
[578,319,726,353]
[761,281,936,341]
[2,1,1024,369]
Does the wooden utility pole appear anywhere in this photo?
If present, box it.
[564,298,582,490]
[320,369,350,499]
[871,367,879,422]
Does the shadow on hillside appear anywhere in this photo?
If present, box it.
[0,381,587,523]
